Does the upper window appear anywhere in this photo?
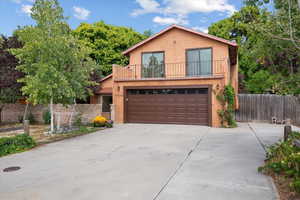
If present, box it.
[142,52,164,78]
[186,48,212,76]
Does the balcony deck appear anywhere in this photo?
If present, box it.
[114,60,228,82]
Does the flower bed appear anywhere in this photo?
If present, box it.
[93,116,113,128]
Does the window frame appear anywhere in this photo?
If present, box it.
[185,47,213,77]
[141,51,165,78]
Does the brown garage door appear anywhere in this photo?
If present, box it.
[126,88,210,125]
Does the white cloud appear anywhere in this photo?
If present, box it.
[131,0,236,26]
[11,0,35,4]
[21,4,32,15]
[132,0,161,16]
[163,0,236,16]
[192,26,208,33]
[73,6,90,20]
[11,0,22,3]
[153,16,188,25]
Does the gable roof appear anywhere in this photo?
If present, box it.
[122,24,237,56]
[100,74,112,82]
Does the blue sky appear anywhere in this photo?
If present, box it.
[0,0,243,36]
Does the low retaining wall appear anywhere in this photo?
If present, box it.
[1,104,102,124]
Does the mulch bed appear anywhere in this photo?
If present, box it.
[268,173,300,200]
[0,123,23,133]
[0,126,23,133]
[35,126,105,145]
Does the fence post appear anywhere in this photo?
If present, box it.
[110,104,115,122]
[284,125,292,141]
[23,120,30,135]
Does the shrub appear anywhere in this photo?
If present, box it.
[93,116,107,127]
[18,112,35,124]
[18,115,23,123]
[27,112,35,124]
[216,84,237,128]
[43,110,51,124]
[0,134,36,157]
[74,113,82,127]
[105,120,113,128]
[259,132,300,193]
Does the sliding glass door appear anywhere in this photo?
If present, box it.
[186,48,212,76]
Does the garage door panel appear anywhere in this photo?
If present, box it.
[186,107,208,112]
[126,88,209,125]
[187,113,208,119]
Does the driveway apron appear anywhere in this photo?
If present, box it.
[0,123,279,200]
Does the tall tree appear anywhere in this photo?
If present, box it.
[209,2,300,95]
[247,0,300,94]
[11,0,95,132]
[74,21,148,76]
[209,5,267,92]
[0,35,23,123]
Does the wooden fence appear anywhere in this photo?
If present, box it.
[235,94,300,125]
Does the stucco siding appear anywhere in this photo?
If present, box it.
[129,28,229,64]
[110,26,238,127]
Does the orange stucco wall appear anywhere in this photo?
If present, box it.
[100,77,113,90]
[130,28,229,62]
[90,76,113,104]
[127,28,230,81]
[112,28,238,127]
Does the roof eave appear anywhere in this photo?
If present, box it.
[100,74,112,82]
[122,24,238,56]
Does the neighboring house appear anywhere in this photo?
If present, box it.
[90,74,113,120]
[92,24,238,127]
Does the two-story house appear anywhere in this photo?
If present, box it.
[91,25,238,127]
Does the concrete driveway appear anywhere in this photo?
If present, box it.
[0,123,291,200]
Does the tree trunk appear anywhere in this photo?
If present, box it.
[0,104,4,124]
[298,0,300,10]
[290,60,294,74]
[50,98,54,133]
[23,103,29,123]
[69,99,76,128]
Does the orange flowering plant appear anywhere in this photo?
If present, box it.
[93,116,107,127]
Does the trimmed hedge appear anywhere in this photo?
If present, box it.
[0,134,36,157]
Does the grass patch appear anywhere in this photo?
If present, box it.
[258,132,300,200]
[0,134,36,157]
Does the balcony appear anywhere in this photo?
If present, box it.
[113,59,228,81]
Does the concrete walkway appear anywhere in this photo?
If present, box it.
[0,123,289,200]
